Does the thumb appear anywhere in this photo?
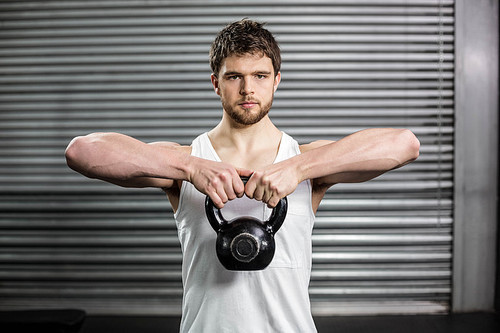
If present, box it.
[236,168,254,178]
[234,168,253,197]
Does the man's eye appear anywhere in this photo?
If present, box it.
[256,75,267,79]
[228,75,239,80]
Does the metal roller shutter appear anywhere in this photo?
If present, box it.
[0,0,454,315]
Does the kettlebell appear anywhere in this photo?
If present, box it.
[205,177,288,271]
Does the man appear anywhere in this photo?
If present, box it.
[65,19,420,332]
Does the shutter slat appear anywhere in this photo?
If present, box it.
[0,0,454,316]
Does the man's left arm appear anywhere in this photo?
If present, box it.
[245,128,420,207]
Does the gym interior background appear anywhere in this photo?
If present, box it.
[0,0,498,328]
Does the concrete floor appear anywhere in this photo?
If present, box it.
[80,313,500,333]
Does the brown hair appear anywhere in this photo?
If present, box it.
[209,19,281,77]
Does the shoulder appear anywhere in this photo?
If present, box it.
[299,140,334,153]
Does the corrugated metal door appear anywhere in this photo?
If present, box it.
[0,0,454,315]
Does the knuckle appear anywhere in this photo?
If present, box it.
[253,171,263,180]
[210,177,219,187]
[219,171,230,181]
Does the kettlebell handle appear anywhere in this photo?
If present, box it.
[205,177,287,234]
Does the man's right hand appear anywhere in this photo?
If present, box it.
[187,157,253,208]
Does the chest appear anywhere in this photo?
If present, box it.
[216,146,280,170]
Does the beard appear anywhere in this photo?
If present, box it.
[221,96,274,126]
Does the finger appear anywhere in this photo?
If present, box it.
[208,190,224,209]
[244,174,257,199]
[232,175,246,198]
[234,168,254,197]
[252,182,265,201]
[262,189,273,205]
[267,195,280,208]
[217,187,229,205]
[222,174,237,201]
[211,178,229,206]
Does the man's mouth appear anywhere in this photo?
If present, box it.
[239,100,258,108]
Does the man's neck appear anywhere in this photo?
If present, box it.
[210,113,280,149]
[207,113,282,169]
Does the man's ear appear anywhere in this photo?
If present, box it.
[211,73,220,96]
[273,72,281,92]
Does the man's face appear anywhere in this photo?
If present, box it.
[211,53,281,126]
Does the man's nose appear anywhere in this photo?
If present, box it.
[240,77,254,95]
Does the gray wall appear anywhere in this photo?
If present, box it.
[0,0,496,316]
[453,0,499,312]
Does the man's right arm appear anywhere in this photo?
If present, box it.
[65,132,251,207]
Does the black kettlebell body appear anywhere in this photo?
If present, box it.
[205,194,287,271]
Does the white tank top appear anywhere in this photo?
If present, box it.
[174,132,317,333]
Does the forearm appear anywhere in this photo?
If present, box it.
[65,132,190,184]
[65,132,251,205]
[296,128,420,185]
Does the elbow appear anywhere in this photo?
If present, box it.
[65,136,84,169]
[65,135,96,176]
[399,129,420,163]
